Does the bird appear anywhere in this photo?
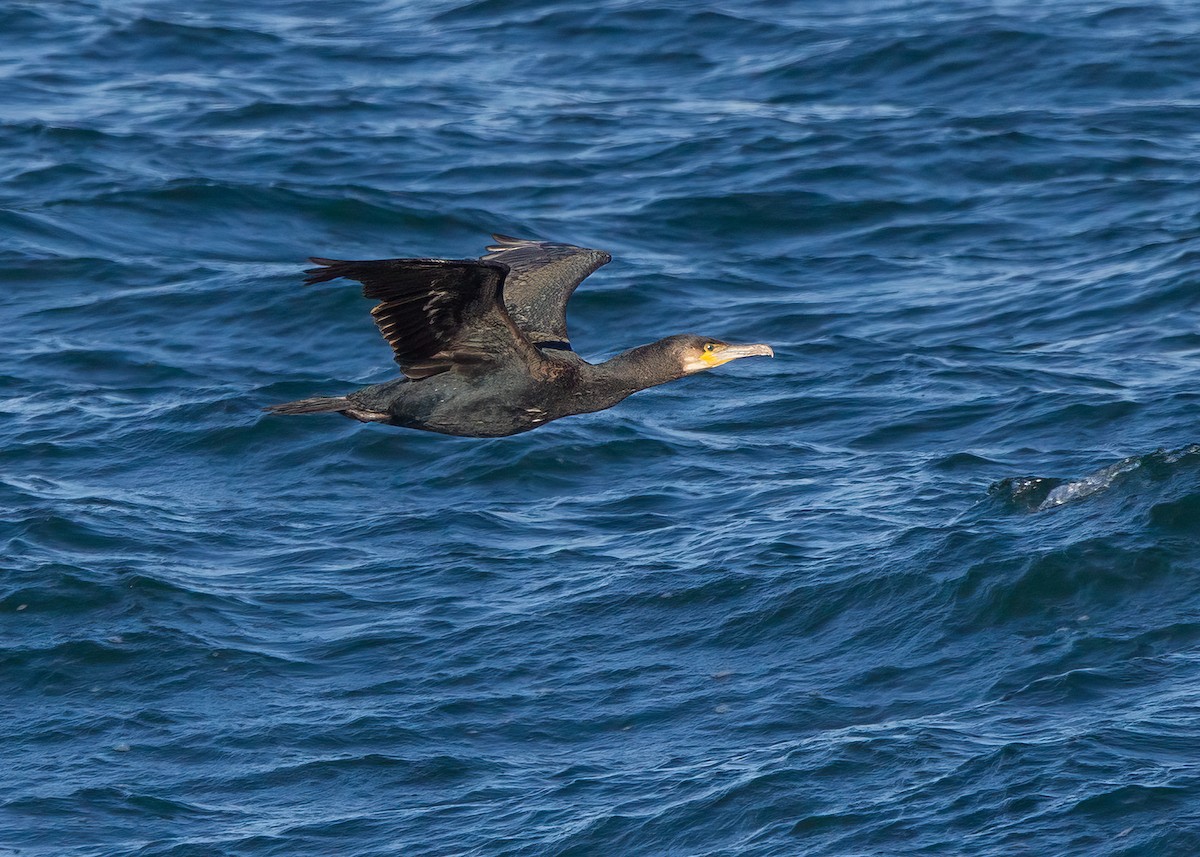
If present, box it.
[266,235,774,437]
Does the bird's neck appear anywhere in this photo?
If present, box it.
[581,342,684,409]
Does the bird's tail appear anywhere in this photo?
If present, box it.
[264,396,351,416]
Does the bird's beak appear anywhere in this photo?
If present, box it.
[701,343,775,367]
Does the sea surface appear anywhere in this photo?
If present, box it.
[4,1,1200,854]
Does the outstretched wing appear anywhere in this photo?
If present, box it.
[304,257,541,380]
[481,235,612,348]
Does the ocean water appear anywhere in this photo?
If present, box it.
[4,1,1200,854]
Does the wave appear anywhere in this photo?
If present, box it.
[990,444,1200,513]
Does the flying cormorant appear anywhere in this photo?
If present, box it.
[266,235,774,437]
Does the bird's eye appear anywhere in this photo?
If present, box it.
[704,343,715,353]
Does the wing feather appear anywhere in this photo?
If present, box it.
[480,235,611,346]
[303,256,540,380]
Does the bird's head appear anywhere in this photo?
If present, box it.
[672,334,775,374]
[598,333,775,398]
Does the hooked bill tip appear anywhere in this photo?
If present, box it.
[730,343,773,358]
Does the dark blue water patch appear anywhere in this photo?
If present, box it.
[990,444,1200,513]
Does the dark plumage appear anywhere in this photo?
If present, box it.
[266,235,773,437]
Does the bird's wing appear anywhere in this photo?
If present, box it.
[481,235,612,347]
[304,257,542,380]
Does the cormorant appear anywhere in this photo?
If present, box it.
[266,235,774,437]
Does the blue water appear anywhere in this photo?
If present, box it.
[5,1,1200,854]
